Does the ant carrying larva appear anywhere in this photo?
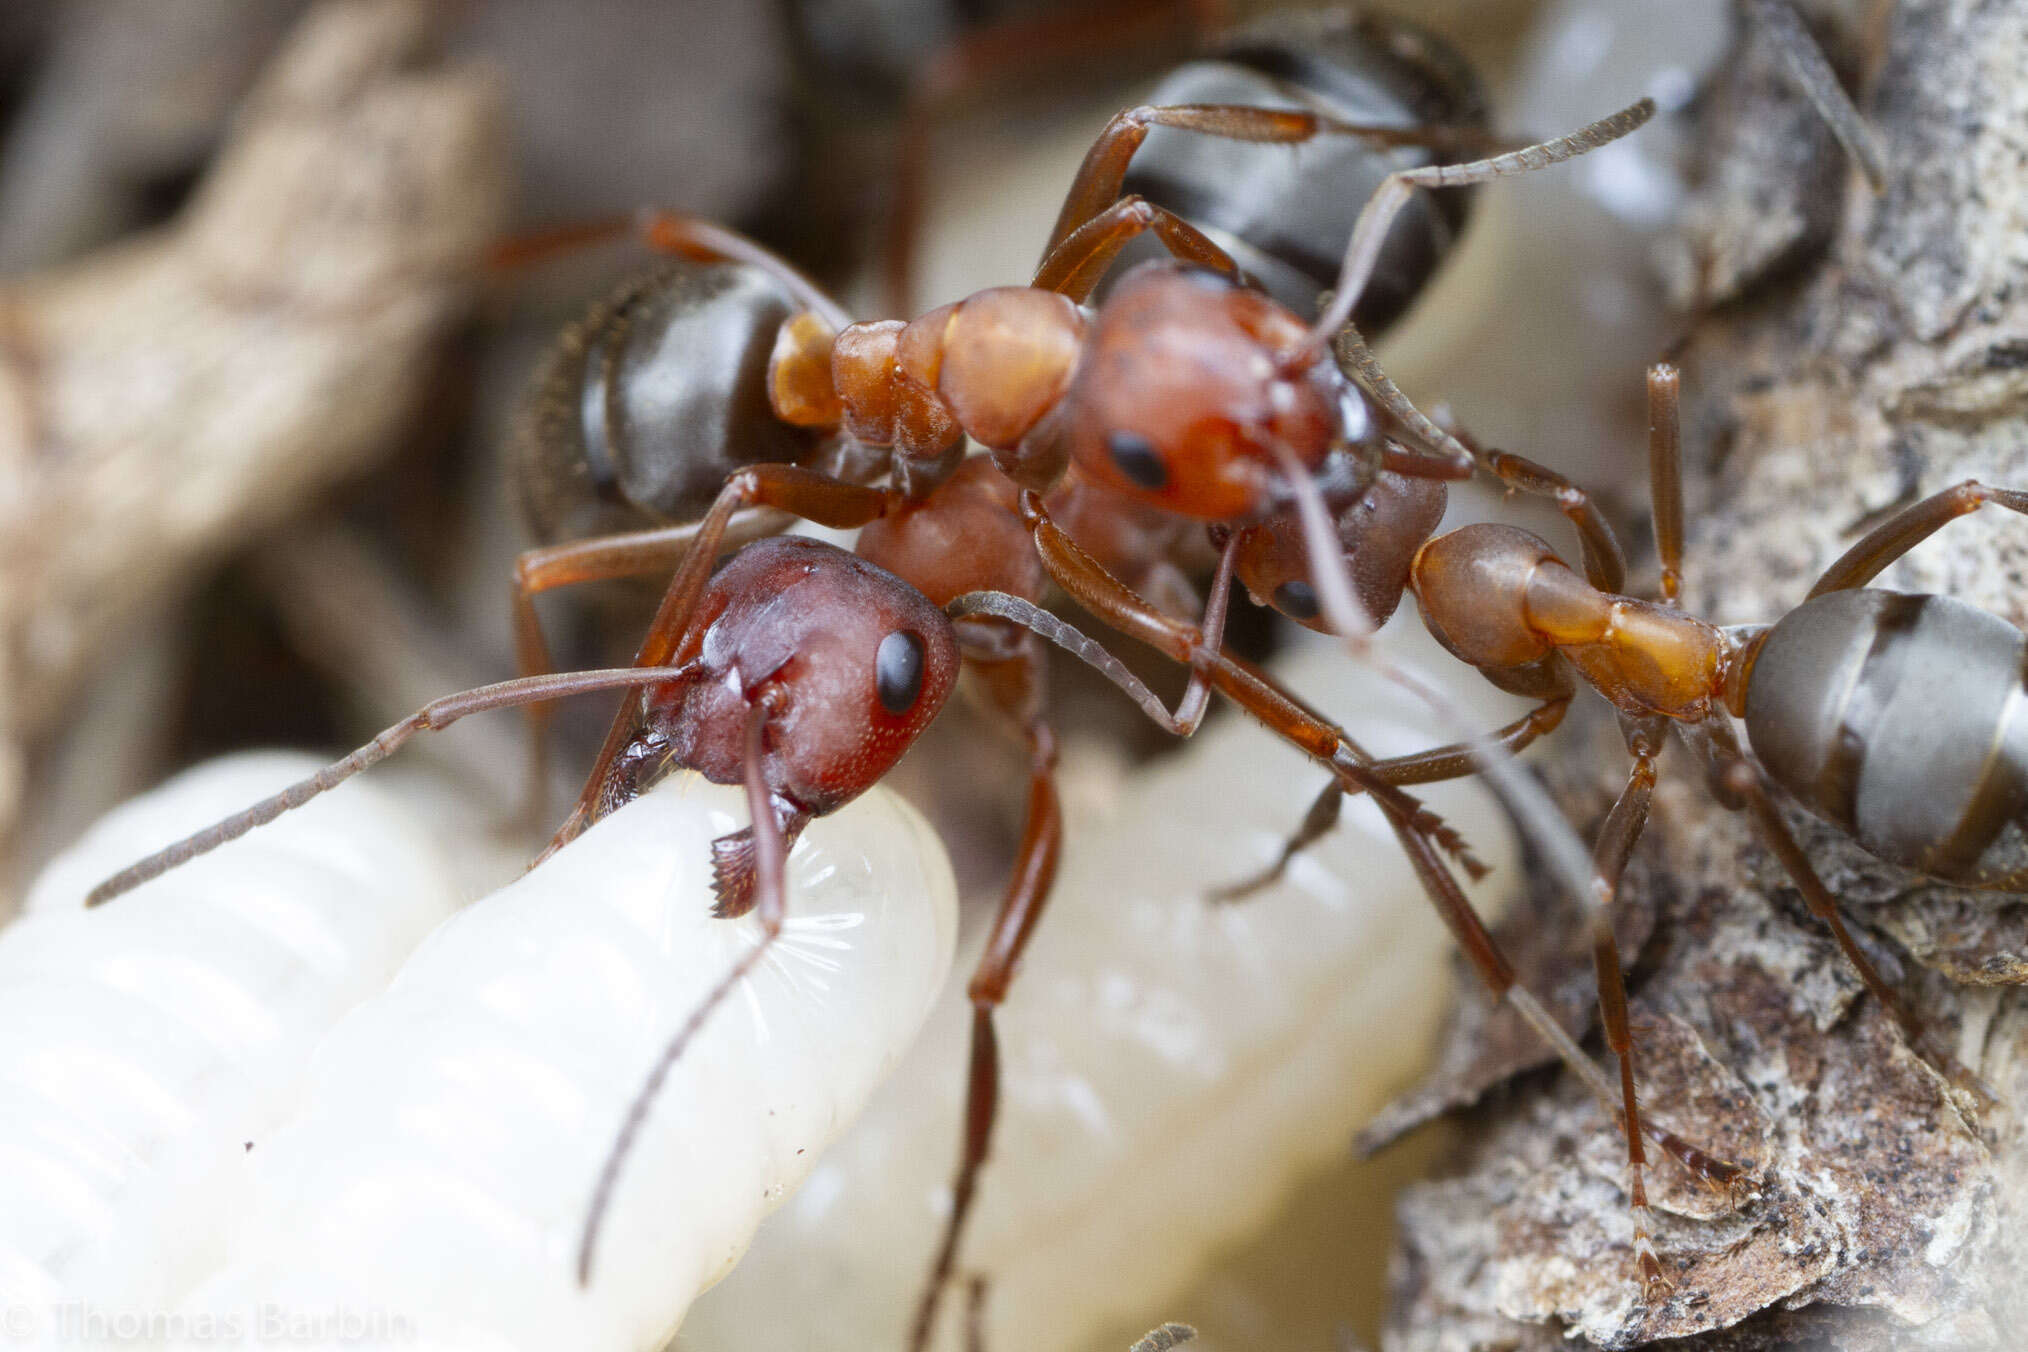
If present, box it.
[80,29,1671,1350]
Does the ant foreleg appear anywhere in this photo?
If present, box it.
[1476,446,1629,594]
[1206,778,1342,903]
[549,465,896,858]
[1032,196,1241,302]
[509,512,793,827]
[82,666,695,907]
[578,695,792,1286]
[910,666,1063,1352]
[1805,479,2028,599]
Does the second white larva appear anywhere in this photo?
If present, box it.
[0,752,458,1317]
[176,772,958,1352]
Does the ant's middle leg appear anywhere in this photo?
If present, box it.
[910,640,1063,1352]
[1032,196,1242,302]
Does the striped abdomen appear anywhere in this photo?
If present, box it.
[1744,589,2028,887]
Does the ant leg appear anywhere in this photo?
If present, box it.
[1748,0,1887,192]
[1477,447,1628,594]
[579,697,793,1285]
[547,465,898,859]
[1045,103,1502,264]
[953,523,1243,741]
[1648,363,1685,604]
[509,512,794,826]
[1022,493,1745,1200]
[1299,97,1657,361]
[83,666,696,907]
[1032,195,1241,302]
[489,211,851,331]
[1337,347,1631,601]
[1591,728,1671,1298]
[1206,779,1344,903]
[1208,692,1572,904]
[963,1275,992,1352]
[1130,1326,1198,1352]
[910,648,1063,1352]
[1805,480,2028,598]
[1377,764,1745,1205]
[882,0,1220,315]
[1695,721,1996,1104]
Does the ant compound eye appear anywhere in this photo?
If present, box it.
[1272,580,1320,622]
[876,630,927,714]
[1107,431,1169,491]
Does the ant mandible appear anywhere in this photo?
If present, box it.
[1179,358,2020,1294]
[86,76,1665,1344]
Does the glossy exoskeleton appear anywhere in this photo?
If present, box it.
[90,61,1662,1349]
[511,260,827,543]
[1113,8,1486,323]
[1207,361,2024,1294]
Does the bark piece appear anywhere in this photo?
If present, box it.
[1386,1,2028,1346]
[0,0,507,892]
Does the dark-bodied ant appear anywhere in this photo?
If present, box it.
[1187,358,2022,1292]
[83,63,1665,1349]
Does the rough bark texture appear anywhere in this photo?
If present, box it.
[0,0,507,896]
[1383,1,2028,1347]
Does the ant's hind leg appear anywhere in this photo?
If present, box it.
[910,647,1064,1352]
[1697,721,1999,1106]
[488,211,851,331]
[1044,102,1501,265]
[1805,480,2028,598]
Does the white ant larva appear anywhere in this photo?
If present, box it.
[170,771,956,1350]
[2,752,458,1314]
[679,634,1518,1352]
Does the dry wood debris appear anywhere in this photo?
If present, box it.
[1382,1,2028,1346]
[0,0,506,898]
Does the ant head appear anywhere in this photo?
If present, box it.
[660,537,960,816]
[1062,262,1359,522]
[1233,465,1449,633]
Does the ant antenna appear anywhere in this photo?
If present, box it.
[1294,96,1658,365]
[86,667,696,907]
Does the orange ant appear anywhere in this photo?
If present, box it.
[86,78,1670,1340]
[1173,357,2021,1294]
